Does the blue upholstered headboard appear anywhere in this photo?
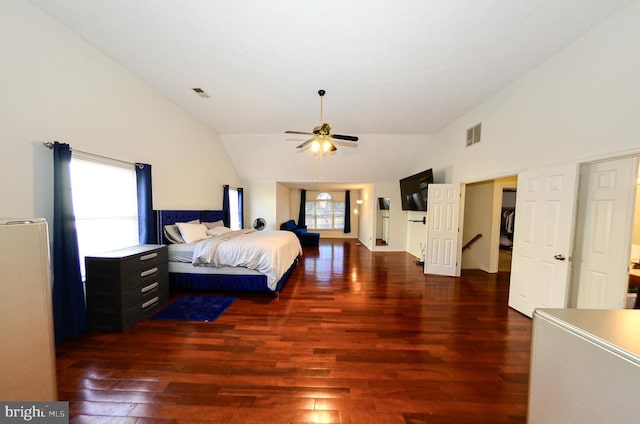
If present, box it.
[155,210,224,244]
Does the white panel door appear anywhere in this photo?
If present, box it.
[425,184,462,277]
[508,163,579,318]
[571,156,638,309]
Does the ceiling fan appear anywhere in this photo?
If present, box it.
[285,90,358,152]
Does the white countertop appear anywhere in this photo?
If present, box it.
[535,308,640,366]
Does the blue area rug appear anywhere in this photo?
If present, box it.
[151,295,235,322]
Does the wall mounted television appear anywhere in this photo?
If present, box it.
[399,168,434,211]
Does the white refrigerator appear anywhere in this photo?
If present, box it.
[0,218,58,400]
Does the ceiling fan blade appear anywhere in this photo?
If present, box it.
[331,134,359,142]
[296,139,314,149]
[286,130,313,135]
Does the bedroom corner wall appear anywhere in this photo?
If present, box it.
[0,0,243,223]
[243,182,279,232]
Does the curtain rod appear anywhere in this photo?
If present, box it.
[42,141,141,168]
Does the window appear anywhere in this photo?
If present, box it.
[306,192,345,230]
[70,153,139,278]
[228,187,240,230]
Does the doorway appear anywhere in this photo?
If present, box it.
[461,176,517,274]
[499,188,516,272]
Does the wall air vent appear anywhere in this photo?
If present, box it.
[192,88,210,98]
[466,128,474,147]
[466,122,482,147]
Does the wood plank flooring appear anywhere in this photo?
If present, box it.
[56,239,532,423]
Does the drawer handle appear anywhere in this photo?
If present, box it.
[140,252,158,261]
[141,282,158,293]
[140,267,158,277]
[142,297,159,309]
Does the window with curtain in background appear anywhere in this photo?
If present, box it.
[228,187,241,230]
[306,192,345,230]
[70,152,139,279]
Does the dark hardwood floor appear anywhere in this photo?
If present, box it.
[56,239,532,423]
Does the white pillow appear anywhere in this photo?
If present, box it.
[164,219,200,244]
[206,226,233,236]
[202,220,225,229]
[176,222,209,244]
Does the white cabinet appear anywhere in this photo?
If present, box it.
[529,309,640,423]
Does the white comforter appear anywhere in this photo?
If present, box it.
[191,229,302,290]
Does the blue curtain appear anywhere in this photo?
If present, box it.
[222,184,230,227]
[297,189,306,228]
[52,142,87,343]
[135,163,154,244]
[237,187,244,229]
[344,190,351,233]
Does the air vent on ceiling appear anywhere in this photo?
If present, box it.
[192,88,210,98]
[466,122,482,147]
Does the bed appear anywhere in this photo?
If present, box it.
[155,210,301,294]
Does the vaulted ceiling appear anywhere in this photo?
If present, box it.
[30,0,634,185]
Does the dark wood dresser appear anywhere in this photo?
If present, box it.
[86,244,169,330]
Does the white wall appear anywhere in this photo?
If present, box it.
[359,184,375,250]
[274,183,292,231]
[244,183,278,231]
[0,1,243,225]
[405,210,428,260]
[427,1,640,186]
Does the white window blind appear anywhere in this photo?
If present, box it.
[229,187,240,230]
[70,152,139,278]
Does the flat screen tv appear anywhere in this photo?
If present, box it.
[399,168,434,211]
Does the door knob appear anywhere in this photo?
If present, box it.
[554,254,566,261]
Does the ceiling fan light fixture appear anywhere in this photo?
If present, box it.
[285,89,358,153]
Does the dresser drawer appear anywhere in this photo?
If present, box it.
[87,261,168,296]
[86,245,168,277]
[88,292,166,330]
[87,269,168,307]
